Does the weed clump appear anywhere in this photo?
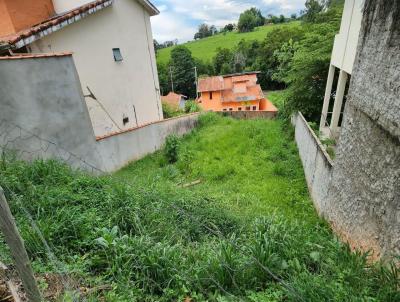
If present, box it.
[164,134,180,163]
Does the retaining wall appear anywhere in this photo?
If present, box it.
[219,111,277,120]
[293,1,400,259]
[0,54,199,174]
[292,113,333,216]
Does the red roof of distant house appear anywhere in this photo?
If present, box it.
[161,92,187,108]
[0,0,114,50]
[162,92,186,101]
[198,72,262,93]
[198,76,225,92]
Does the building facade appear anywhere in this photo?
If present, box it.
[0,0,163,137]
[319,0,363,138]
[197,72,278,113]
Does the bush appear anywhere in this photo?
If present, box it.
[184,100,201,113]
[162,103,181,119]
[164,134,180,164]
[238,8,264,33]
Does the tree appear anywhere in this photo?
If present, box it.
[170,46,196,98]
[224,24,235,32]
[153,39,161,52]
[272,39,300,82]
[213,48,233,75]
[251,26,306,90]
[279,14,286,23]
[157,62,170,96]
[232,51,246,73]
[238,8,264,32]
[280,5,342,121]
[194,23,217,40]
[303,0,325,22]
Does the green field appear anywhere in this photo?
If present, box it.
[156,22,301,64]
[0,114,398,301]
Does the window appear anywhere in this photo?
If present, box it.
[229,108,233,111]
[246,106,251,111]
[253,106,257,111]
[223,108,227,111]
[113,48,123,62]
[123,116,129,125]
[209,92,213,100]
[238,107,242,111]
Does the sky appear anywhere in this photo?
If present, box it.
[150,0,306,43]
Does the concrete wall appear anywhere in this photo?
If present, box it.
[30,0,163,137]
[219,111,277,120]
[292,113,333,216]
[97,113,199,172]
[0,54,103,172]
[0,55,198,174]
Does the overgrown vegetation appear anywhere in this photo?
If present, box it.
[0,114,398,301]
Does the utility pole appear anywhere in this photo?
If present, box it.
[194,66,198,99]
[169,66,174,92]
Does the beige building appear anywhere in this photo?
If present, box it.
[319,0,363,138]
[0,0,162,137]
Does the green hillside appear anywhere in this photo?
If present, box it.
[156,21,301,64]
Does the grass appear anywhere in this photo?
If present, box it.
[266,90,287,112]
[157,22,301,65]
[0,113,398,301]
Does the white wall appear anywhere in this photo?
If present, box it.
[331,0,363,74]
[30,0,163,137]
[52,0,92,14]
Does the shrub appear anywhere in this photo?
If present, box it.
[164,134,180,164]
[162,103,180,119]
[184,100,201,113]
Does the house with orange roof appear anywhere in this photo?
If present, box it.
[161,92,187,110]
[0,0,162,137]
[197,72,278,113]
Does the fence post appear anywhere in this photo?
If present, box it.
[0,186,42,302]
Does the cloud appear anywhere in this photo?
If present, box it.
[151,11,197,42]
[150,0,306,43]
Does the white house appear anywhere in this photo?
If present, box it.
[319,0,364,138]
[0,0,163,137]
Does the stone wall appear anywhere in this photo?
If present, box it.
[325,1,400,259]
[326,104,399,259]
[0,54,199,174]
[294,0,400,259]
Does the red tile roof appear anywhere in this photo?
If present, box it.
[0,0,114,50]
[161,92,187,108]
[198,76,225,92]
[0,52,73,60]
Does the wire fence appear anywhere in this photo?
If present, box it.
[0,118,306,301]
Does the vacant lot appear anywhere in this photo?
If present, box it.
[0,114,398,301]
[156,22,301,64]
